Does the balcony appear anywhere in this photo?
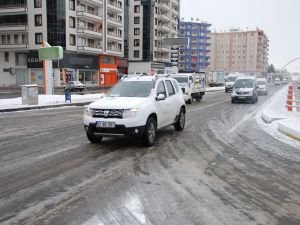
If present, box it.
[107,32,122,41]
[158,23,170,32]
[77,27,103,38]
[0,4,27,15]
[158,3,170,12]
[157,13,169,22]
[157,46,170,52]
[157,57,170,63]
[77,44,103,54]
[77,9,103,22]
[0,24,28,31]
[107,16,123,27]
[0,41,28,49]
[79,0,103,7]
[171,0,179,7]
[107,45,123,55]
[107,1,123,13]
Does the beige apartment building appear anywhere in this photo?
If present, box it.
[209,29,269,75]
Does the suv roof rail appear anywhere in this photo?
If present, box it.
[154,74,171,79]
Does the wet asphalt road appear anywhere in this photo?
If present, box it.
[0,86,299,225]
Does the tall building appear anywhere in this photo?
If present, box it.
[128,0,180,74]
[210,29,269,75]
[0,0,124,86]
[178,21,211,73]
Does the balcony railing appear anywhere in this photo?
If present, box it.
[107,46,122,52]
[107,32,122,38]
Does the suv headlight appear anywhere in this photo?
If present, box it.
[123,109,138,118]
[84,107,92,117]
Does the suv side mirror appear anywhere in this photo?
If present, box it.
[156,93,166,101]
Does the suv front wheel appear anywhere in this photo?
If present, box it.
[86,131,103,143]
[142,117,157,147]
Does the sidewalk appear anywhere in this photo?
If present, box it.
[261,85,300,141]
[0,93,105,112]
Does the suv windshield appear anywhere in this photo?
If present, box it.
[234,79,255,88]
[227,77,237,82]
[107,81,154,97]
[173,77,188,84]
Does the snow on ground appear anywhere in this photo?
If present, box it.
[0,93,105,110]
[256,85,300,148]
[206,86,225,92]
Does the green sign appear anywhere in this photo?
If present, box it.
[38,46,63,60]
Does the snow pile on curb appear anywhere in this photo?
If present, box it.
[0,93,105,110]
[259,85,300,142]
[278,121,300,141]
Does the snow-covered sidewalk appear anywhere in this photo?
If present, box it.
[260,85,300,142]
[0,93,104,111]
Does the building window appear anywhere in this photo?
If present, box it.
[134,17,140,24]
[34,0,42,8]
[16,53,27,66]
[69,0,75,10]
[134,28,140,35]
[134,39,140,47]
[14,34,18,44]
[35,15,42,26]
[155,18,157,25]
[134,50,139,58]
[70,34,76,46]
[134,5,140,13]
[69,17,75,28]
[4,52,9,62]
[35,33,43,44]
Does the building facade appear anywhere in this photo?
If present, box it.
[178,21,211,73]
[0,0,124,86]
[210,29,269,75]
[128,0,180,74]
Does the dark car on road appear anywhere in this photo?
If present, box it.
[65,81,85,92]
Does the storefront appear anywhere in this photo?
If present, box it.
[99,55,118,86]
[27,50,99,87]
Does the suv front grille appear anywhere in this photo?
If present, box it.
[91,109,124,118]
[236,91,249,95]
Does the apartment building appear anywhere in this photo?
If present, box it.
[0,0,124,86]
[210,29,269,75]
[178,21,211,73]
[128,0,180,74]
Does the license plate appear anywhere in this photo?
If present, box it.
[96,121,115,128]
[238,96,246,99]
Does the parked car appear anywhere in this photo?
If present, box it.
[65,81,85,92]
[274,78,281,86]
[257,78,268,95]
[83,75,186,147]
[231,76,258,103]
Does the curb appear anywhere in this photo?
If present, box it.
[278,121,300,141]
[0,102,93,113]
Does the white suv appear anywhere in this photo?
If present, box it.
[83,75,186,147]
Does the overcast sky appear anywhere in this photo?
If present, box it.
[181,0,300,72]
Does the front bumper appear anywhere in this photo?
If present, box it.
[85,124,145,137]
[232,96,255,102]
